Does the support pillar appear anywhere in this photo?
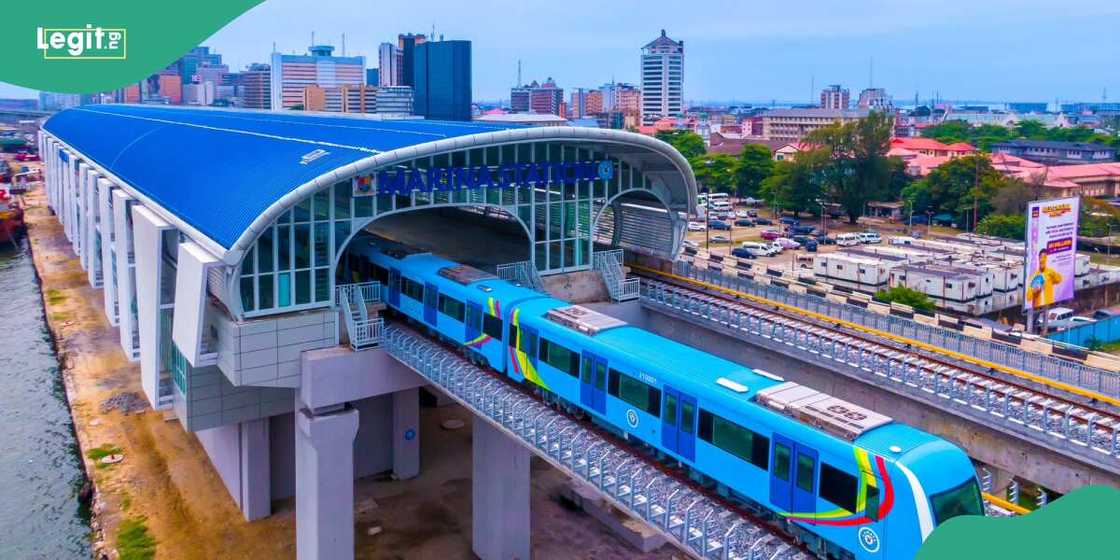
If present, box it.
[296,406,359,560]
[239,418,272,521]
[472,419,531,560]
[392,387,420,479]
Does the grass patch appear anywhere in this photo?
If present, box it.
[115,517,156,560]
[49,311,71,322]
[46,288,66,305]
[86,443,122,461]
[120,491,132,511]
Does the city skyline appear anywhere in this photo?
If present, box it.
[2,0,1119,104]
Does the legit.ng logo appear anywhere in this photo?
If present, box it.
[37,25,127,60]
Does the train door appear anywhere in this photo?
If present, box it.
[769,434,818,517]
[423,282,438,325]
[387,268,401,306]
[660,387,697,462]
[466,301,482,341]
[580,351,607,415]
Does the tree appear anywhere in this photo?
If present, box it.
[759,149,827,216]
[736,144,774,198]
[990,177,1032,216]
[806,110,896,223]
[690,154,740,195]
[873,286,936,313]
[921,154,1007,228]
[655,130,705,160]
[976,214,1026,240]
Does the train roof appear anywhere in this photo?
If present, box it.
[372,244,546,302]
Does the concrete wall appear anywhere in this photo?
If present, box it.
[174,361,295,432]
[542,269,609,304]
[596,301,1120,493]
[215,307,338,389]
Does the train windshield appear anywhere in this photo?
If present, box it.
[929,479,984,525]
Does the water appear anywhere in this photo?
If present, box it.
[0,241,90,559]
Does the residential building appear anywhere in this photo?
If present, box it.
[992,156,1120,198]
[510,78,564,115]
[759,108,870,143]
[376,86,413,115]
[123,84,141,103]
[889,137,975,158]
[302,85,330,112]
[857,88,890,110]
[38,92,81,111]
[640,30,684,124]
[991,139,1116,165]
[270,45,365,110]
[413,40,472,121]
[602,82,641,116]
[569,88,604,119]
[183,82,215,106]
[240,63,271,109]
[378,43,399,87]
[157,74,183,104]
[397,33,426,87]
[820,84,850,109]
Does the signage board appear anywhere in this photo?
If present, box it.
[1024,196,1079,310]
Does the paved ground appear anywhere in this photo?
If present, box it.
[24,184,675,559]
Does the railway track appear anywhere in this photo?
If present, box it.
[634,269,1120,473]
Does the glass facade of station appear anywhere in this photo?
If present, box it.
[237,140,657,319]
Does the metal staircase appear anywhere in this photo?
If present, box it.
[383,324,809,560]
[496,260,546,293]
[336,281,384,350]
[594,249,639,302]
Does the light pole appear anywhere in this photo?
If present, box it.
[816,198,826,234]
[907,199,914,236]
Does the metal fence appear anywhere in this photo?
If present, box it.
[383,325,809,560]
[337,281,384,350]
[672,261,1120,399]
[497,260,545,293]
[594,249,640,302]
[1048,315,1120,349]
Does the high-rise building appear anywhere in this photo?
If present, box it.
[640,30,684,124]
[378,43,398,87]
[240,63,271,109]
[397,33,426,87]
[157,74,183,104]
[123,84,141,103]
[270,45,365,109]
[413,39,472,121]
[602,82,641,116]
[569,88,604,118]
[366,68,379,88]
[857,88,890,110]
[376,86,414,115]
[178,47,222,84]
[820,84,850,109]
[183,81,216,106]
[511,78,564,115]
[38,92,81,111]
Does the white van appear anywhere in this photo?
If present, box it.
[1046,307,1075,322]
[739,241,771,257]
[860,231,883,244]
[836,233,862,246]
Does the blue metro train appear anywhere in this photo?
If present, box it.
[352,238,984,560]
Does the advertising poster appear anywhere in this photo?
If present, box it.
[1024,196,1080,310]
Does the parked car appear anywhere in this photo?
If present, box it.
[1046,307,1076,322]
[736,209,752,218]
[814,233,835,245]
[753,217,772,225]
[683,239,699,250]
[687,221,706,231]
[766,242,784,255]
[1092,306,1120,320]
[776,237,801,250]
[792,235,818,251]
[747,209,759,217]
[789,225,816,236]
[760,229,782,240]
[1070,316,1096,325]
[779,216,800,226]
[738,242,771,257]
[742,197,763,207]
[709,219,732,230]
[14,152,39,162]
[735,218,755,227]
[859,231,883,244]
[731,247,757,259]
[710,234,731,243]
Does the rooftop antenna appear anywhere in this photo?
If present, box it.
[869,57,874,88]
[342,33,346,56]
[431,23,435,39]
[810,75,815,105]
[272,41,276,54]
[311,31,315,47]
[517,59,522,87]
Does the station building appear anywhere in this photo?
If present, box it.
[38,105,696,558]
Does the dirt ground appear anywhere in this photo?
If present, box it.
[23,182,680,560]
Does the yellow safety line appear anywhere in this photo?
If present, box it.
[633,264,1120,409]
[982,492,1031,515]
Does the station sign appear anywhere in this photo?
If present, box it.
[353,160,616,197]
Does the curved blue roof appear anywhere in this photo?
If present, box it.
[43,105,522,250]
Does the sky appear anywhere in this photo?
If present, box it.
[4,0,1119,104]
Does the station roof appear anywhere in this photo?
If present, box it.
[43,105,522,250]
[44,104,696,263]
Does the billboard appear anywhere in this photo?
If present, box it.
[1024,196,1080,310]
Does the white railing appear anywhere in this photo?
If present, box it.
[336,281,382,306]
[594,249,638,302]
[337,281,384,350]
[496,260,545,292]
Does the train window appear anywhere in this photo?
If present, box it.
[608,370,661,417]
[773,444,791,481]
[698,410,770,470]
[929,479,984,525]
[438,295,465,322]
[401,277,424,302]
[796,453,816,493]
[482,314,503,340]
[371,264,388,284]
[819,463,858,513]
[467,305,482,334]
[663,394,678,426]
[517,329,538,357]
[542,339,578,376]
[680,401,696,435]
[865,484,881,522]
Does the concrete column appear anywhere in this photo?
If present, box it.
[240,418,272,521]
[472,419,531,560]
[391,387,420,479]
[296,406,359,560]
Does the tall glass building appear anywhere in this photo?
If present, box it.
[413,40,472,122]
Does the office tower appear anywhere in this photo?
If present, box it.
[270,44,365,109]
[397,33,427,87]
[413,39,472,121]
[640,30,684,124]
[821,84,850,109]
[511,78,563,115]
[378,43,398,87]
[240,63,272,109]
